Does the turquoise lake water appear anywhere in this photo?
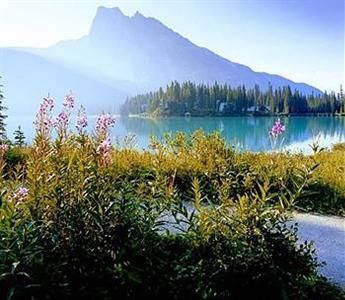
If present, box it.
[6,116,345,153]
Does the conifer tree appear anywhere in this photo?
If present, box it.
[121,81,342,117]
[0,78,8,142]
[268,82,274,113]
[283,86,291,114]
[13,126,26,147]
[340,84,345,114]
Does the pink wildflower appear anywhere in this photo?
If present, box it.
[11,187,29,203]
[56,111,69,128]
[76,107,88,133]
[269,119,285,138]
[42,96,54,112]
[15,187,29,199]
[96,137,112,166]
[55,93,76,133]
[0,144,9,153]
[34,95,55,135]
[96,113,115,135]
[63,94,74,109]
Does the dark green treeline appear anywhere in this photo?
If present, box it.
[121,81,345,117]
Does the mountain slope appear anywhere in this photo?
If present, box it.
[1,6,321,116]
[0,48,125,115]
[32,6,320,94]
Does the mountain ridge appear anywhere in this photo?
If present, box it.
[28,6,324,93]
[1,6,322,115]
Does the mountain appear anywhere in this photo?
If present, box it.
[0,48,126,115]
[1,6,321,115]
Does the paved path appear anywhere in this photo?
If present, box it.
[162,206,345,288]
[294,213,345,288]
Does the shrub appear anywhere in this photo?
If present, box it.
[332,142,345,151]
[3,147,28,174]
[0,95,343,299]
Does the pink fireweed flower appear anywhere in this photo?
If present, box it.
[96,138,112,154]
[96,137,112,166]
[63,94,75,109]
[269,119,285,138]
[42,96,54,112]
[34,95,55,135]
[0,144,9,153]
[55,93,76,133]
[96,113,115,136]
[43,118,54,130]
[11,187,29,203]
[76,106,88,133]
[56,111,69,129]
[15,187,29,199]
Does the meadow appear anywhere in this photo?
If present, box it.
[0,95,344,299]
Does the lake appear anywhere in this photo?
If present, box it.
[6,116,345,153]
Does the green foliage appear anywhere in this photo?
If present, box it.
[237,150,345,216]
[121,81,343,117]
[2,147,28,178]
[13,126,26,147]
[0,128,344,299]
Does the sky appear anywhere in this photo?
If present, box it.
[0,0,344,92]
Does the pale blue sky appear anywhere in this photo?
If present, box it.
[0,0,344,91]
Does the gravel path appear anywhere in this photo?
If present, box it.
[294,213,345,288]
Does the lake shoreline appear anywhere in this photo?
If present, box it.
[126,113,345,119]
[6,115,345,153]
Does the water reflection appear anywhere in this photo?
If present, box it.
[119,116,345,152]
[6,115,345,153]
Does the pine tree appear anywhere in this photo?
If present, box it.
[283,86,291,114]
[340,84,345,114]
[254,84,260,112]
[267,82,274,113]
[122,81,343,116]
[0,78,8,142]
[13,126,26,147]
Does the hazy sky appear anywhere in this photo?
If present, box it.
[0,0,344,91]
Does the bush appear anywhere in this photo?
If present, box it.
[0,96,343,299]
[3,147,28,174]
[332,143,345,151]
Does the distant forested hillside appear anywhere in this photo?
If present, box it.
[121,81,345,117]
